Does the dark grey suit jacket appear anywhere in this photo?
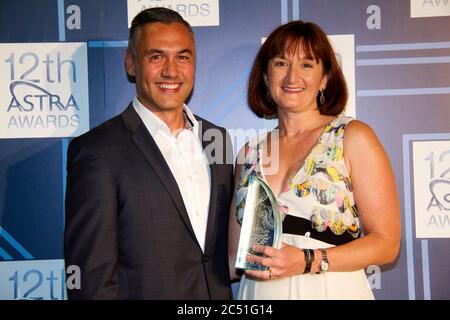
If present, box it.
[64,104,234,299]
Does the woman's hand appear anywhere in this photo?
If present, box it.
[244,242,305,280]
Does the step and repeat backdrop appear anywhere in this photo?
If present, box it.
[0,0,449,300]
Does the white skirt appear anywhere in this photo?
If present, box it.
[237,234,375,300]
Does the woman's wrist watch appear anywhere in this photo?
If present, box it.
[318,248,329,273]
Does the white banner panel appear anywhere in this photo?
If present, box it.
[0,43,89,138]
[0,259,67,300]
[127,0,220,27]
[413,140,450,238]
[328,35,356,118]
[411,0,450,18]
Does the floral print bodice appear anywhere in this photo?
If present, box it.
[236,115,360,239]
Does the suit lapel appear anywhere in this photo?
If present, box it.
[200,122,219,253]
[121,105,198,242]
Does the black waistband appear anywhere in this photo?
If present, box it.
[282,215,358,246]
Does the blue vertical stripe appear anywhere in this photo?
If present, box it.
[0,226,34,259]
[421,240,431,299]
[292,0,299,20]
[402,135,416,300]
[281,0,288,23]
[57,0,65,41]
[61,138,68,229]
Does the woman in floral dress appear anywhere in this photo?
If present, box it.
[228,20,401,299]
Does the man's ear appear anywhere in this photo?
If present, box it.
[125,49,136,77]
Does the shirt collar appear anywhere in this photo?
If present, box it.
[132,96,199,138]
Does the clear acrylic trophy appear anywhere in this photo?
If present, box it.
[235,175,282,271]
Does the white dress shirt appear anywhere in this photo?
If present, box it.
[133,97,211,252]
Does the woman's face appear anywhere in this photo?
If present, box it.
[265,46,327,114]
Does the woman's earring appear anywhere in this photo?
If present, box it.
[319,89,325,105]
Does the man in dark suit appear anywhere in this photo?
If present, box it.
[64,7,233,299]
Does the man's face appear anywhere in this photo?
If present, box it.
[125,22,195,113]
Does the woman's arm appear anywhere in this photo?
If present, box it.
[244,120,401,279]
[320,120,401,271]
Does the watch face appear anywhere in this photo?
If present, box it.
[320,260,329,271]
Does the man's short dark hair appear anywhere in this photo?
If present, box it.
[128,7,194,55]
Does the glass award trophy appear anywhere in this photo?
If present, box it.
[235,175,282,271]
